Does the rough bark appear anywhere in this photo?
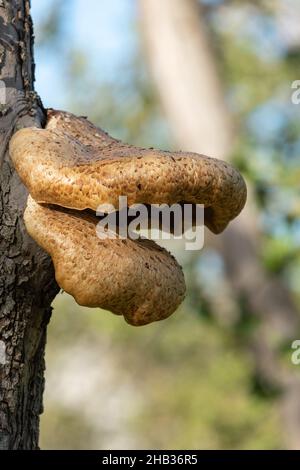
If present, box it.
[0,0,58,449]
[139,0,300,449]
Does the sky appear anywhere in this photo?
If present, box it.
[31,0,137,108]
[29,0,300,254]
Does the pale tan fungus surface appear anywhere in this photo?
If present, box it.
[10,109,247,234]
[24,196,186,326]
[9,109,247,325]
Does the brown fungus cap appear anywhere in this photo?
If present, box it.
[9,109,247,326]
[24,196,185,326]
[10,109,247,234]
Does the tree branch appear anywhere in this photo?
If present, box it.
[0,0,58,449]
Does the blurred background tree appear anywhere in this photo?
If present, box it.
[31,0,300,449]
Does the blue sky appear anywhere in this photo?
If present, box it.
[31,0,137,108]
[30,1,300,245]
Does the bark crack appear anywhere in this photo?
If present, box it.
[0,0,58,449]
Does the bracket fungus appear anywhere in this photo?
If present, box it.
[9,110,247,326]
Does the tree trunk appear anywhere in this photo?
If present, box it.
[0,0,58,449]
[139,0,300,449]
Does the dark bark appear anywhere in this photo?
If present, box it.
[0,0,58,449]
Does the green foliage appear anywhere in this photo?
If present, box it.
[41,295,282,449]
[35,0,300,449]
